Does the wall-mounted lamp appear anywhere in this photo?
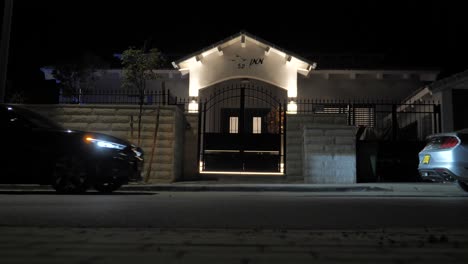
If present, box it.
[241,35,246,48]
[265,46,271,55]
[286,55,292,64]
[287,100,297,114]
[188,99,199,113]
[217,46,223,56]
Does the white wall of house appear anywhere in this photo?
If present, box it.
[431,90,453,132]
[426,69,468,132]
[90,69,436,102]
[299,70,437,100]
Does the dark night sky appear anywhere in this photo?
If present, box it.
[4,0,468,81]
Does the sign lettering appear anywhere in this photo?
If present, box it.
[232,54,264,69]
[249,58,264,66]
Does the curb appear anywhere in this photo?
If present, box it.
[120,185,391,192]
[0,184,391,193]
[1,183,463,194]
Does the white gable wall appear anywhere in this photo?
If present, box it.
[177,35,311,97]
[187,38,295,91]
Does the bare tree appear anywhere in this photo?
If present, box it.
[121,47,163,144]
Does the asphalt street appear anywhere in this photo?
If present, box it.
[1,184,468,263]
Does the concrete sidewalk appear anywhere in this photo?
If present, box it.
[0,182,466,195]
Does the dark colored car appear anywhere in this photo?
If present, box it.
[0,104,144,193]
[418,129,468,192]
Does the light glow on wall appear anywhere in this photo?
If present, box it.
[287,81,297,97]
[188,100,198,113]
[189,77,200,97]
[202,47,220,58]
[270,47,286,58]
[287,100,297,114]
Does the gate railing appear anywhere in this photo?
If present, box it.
[294,99,441,141]
[48,89,441,141]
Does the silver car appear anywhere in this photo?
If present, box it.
[418,129,468,192]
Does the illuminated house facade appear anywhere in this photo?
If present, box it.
[43,32,444,183]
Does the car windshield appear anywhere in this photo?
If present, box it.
[10,106,64,130]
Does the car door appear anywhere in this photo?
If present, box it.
[0,107,34,183]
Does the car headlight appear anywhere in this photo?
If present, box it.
[132,149,143,157]
[85,137,126,150]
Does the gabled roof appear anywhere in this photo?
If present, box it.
[172,31,317,70]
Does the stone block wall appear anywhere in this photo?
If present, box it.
[303,125,356,183]
[286,114,356,183]
[27,104,186,183]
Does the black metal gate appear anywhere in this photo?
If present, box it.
[198,84,286,174]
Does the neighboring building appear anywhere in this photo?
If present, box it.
[412,69,468,133]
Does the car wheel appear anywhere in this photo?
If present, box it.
[52,155,90,194]
[94,181,122,193]
[457,180,468,192]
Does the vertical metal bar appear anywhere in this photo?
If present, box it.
[392,104,398,140]
[162,81,167,105]
[281,102,287,175]
[434,104,441,133]
[196,101,204,172]
[238,86,245,171]
[347,103,351,125]
[283,100,287,175]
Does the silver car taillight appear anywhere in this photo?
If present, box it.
[440,137,460,149]
[426,136,460,150]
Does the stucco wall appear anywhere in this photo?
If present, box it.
[89,69,435,103]
[298,72,432,100]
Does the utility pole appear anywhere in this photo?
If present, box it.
[0,0,14,103]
